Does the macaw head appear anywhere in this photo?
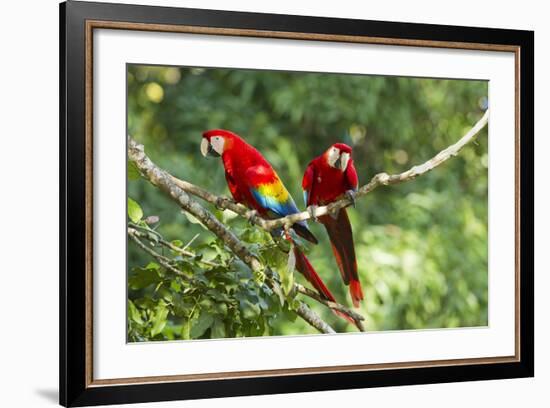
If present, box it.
[324,143,353,171]
[201,129,240,158]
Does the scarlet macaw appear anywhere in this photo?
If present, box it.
[302,143,364,307]
[200,129,339,305]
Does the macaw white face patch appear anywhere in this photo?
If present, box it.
[210,135,225,155]
[327,146,340,168]
[201,135,225,157]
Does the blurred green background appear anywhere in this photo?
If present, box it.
[127,64,488,340]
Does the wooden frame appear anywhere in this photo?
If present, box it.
[60,1,534,406]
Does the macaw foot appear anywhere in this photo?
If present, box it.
[270,229,291,253]
[345,190,357,207]
[270,227,285,240]
[215,196,231,210]
[307,205,319,222]
[246,209,259,225]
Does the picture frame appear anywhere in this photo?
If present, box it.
[60,1,534,406]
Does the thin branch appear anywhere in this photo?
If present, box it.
[295,302,336,334]
[128,228,191,279]
[128,227,221,268]
[168,109,489,230]
[128,137,336,334]
[170,175,253,220]
[260,109,489,229]
[295,283,365,331]
[182,233,200,251]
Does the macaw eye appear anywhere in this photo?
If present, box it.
[210,136,225,155]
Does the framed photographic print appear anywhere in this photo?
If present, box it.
[60,1,534,406]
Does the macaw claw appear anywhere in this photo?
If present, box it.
[345,190,357,207]
[247,209,259,225]
[307,205,319,222]
[215,197,230,210]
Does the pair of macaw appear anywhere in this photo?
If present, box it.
[200,129,364,322]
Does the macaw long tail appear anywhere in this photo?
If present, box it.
[320,209,364,308]
[292,245,355,325]
[293,245,335,302]
[349,280,364,309]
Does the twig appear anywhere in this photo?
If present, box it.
[128,227,221,268]
[295,303,336,334]
[169,176,252,220]
[182,233,200,251]
[295,283,365,331]
[128,228,190,279]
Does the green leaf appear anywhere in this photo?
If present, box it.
[190,311,214,338]
[150,303,169,337]
[211,318,226,338]
[214,302,228,315]
[282,304,298,322]
[128,300,144,325]
[145,262,160,270]
[181,319,192,340]
[127,161,141,180]
[271,281,285,306]
[170,280,181,292]
[128,266,161,290]
[171,239,183,248]
[128,197,143,223]
[183,212,206,229]
[278,249,295,295]
[240,299,261,320]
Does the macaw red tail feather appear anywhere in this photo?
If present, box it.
[350,279,364,308]
[320,209,364,308]
[293,246,334,302]
[292,246,355,325]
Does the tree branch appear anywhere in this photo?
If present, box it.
[168,109,489,230]
[128,226,221,268]
[128,137,337,334]
[128,228,191,279]
[295,302,336,334]
[294,283,365,331]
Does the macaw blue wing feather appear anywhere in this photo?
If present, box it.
[246,166,317,244]
[250,186,299,218]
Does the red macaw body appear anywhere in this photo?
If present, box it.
[201,130,346,311]
[303,143,364,307]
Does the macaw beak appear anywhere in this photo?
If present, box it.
[334,156,342,169]
[200,138,220,158]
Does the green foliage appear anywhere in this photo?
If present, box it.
[127,161,142,181]
[127,197,143,223]
[127,219,302,341]
[127,64,488,339]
